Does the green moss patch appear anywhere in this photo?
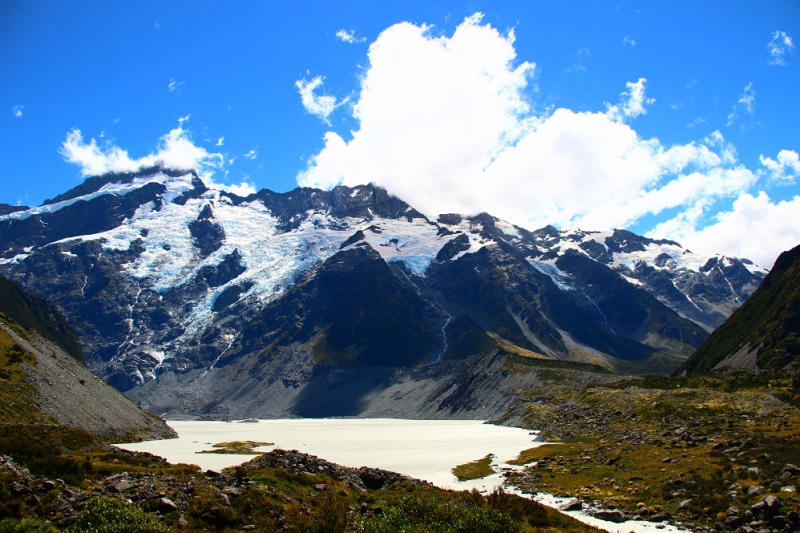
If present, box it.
[452,455,495,481]
[198,441,274,454]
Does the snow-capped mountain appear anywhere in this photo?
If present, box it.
[0,166,766,418]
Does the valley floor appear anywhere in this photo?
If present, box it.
[503,370,800,533]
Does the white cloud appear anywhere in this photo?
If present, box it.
[60,122,260,199]
[760,149,800,185]
[244,149,257,159]
[649,192,800,269]
[768,30,794,66]
[726,82,755,127]
[336,29,366,44]
[687,117,707,128]
[168,78,185,93]
[12,105,24,118]
[60,120,223,179]
[297,14,795,268]
[623,36,636,47]
[295,76,347,124]
[605,78,655,123]
[216,137,224,146]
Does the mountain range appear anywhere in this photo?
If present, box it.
[0,166,767,418]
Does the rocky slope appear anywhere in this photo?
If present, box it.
[679,243,800,374]
[0,278,174,440]
[0,167,766,417]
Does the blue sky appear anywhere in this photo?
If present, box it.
[2,1,799,267]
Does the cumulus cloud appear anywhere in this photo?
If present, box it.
[768,30,794,66]
[216,137,224,146]
[295,76,346,124]
[605,78,655,123]
[244,149,258,159]
[649,192,800,269]
[61,120,223,178]
[760,149,800,185]
[297,14,797,268]
[336,29,366,43]
[726,82,755,127]
[59,120,263,197]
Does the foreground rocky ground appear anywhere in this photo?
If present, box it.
[503,369,800,533]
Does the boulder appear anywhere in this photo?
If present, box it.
[592,509,626,523]
[558,498,583,511]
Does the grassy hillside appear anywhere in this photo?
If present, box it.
[0,276,84,364]
[679,244,800,374]
[505,369,800,532]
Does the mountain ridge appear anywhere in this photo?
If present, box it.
[0,166,767,417]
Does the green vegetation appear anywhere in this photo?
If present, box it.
[198,441,274,454]
[66,498,168,533]
[0,329,42,425]
[505,369,800,531]
[0,277,85,364]
[357,490,601,533]
[452,455,495,481]
[0,518,57,533]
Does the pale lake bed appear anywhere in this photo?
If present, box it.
[117,419,689,533]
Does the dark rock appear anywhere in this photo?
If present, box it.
[649,512,672,522]
[558,498,583,511]
[592,509,626,523]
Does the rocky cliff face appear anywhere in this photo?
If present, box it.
[0,167,766,417]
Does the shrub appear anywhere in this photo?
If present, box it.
[356,494,520,533]
[65,497,168,533]
[0,518,57,533]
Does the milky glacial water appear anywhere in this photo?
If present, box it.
[117,419,690,533]
[116,419,539,491]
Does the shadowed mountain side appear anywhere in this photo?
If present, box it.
[679,243,800,374]
[228,242,442,369]
[0,275,84,363]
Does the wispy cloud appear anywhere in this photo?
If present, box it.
[726,82,755,127]
[295,76,347,124]
[11,105,24,118]
[687,117,708,128]
[336,29,366,44]
[566,47,589,73]
[767,30,794,66]
[168,78,185,94]
[623,36,636,47]
[216,137,224,146]
[605,78,655,123]
[244,149,257,160]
